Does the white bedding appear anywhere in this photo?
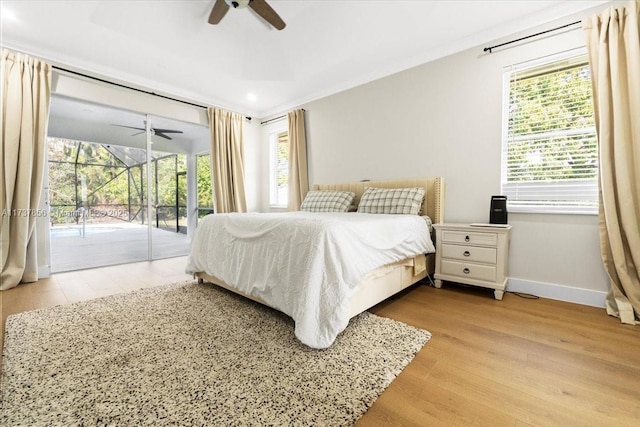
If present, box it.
[186,211,435,349]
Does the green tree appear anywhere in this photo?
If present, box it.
[197,154,213,212]
[48,139,190,225]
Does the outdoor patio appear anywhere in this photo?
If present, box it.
[50,223,191,273]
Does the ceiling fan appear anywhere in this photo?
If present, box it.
[112,124,184,140]
[208,0,286,30]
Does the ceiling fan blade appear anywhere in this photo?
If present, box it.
[208,0,230,24]
[131,131,145,137]
[151,129,184,134]
[249,0,286,30]
[154,132,174,140]
[112,124,145,131]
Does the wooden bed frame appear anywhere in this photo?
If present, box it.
[195,177,446,318]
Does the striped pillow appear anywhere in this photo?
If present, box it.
[300,190,356,212]
[357,187,425,215]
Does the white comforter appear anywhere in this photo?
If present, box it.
[186,211,434,349]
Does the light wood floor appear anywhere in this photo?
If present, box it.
[1,258,638,426]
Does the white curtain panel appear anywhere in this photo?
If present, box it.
[1,49,52,291]
[287,109,309,211]
[208,107,247,214]
[584,0,640,324]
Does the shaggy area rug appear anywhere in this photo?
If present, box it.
[1,281,430,426]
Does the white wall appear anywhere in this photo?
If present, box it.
[267,8,610,306]
[53,73,209,127]
[243,118,263,212]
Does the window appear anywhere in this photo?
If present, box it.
[196,154,214,219]
[269,130,289,207]
[501,49,598,214]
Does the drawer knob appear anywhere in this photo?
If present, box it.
[463,268,470,274]
[463,251,471,257]
[465,235,470,242]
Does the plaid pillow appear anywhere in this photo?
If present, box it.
[357,187,425,215]
[300,191,356,212]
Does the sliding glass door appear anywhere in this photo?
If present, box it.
[46,96,207,272]
[149,150,190,260]
[47,107,151,273]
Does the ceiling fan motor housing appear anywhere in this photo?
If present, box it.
[211,0,285,30]
[226,0,250,8]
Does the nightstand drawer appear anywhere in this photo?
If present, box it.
[441,244,497,264]
[441,260,497,282]
[441,230,497,246]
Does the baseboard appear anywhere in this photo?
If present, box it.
[38,266,51,279]
[508,278,607,308]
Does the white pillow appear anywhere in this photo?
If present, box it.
[357,187,425,215]
[300,190,356,212]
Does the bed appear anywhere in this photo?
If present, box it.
[187,177,445,348]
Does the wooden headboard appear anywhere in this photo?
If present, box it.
[313,177,445,224]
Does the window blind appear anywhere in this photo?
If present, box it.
[269,130,289,207]
[502,51,598,214]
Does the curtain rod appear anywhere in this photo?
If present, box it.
[483,20,581,53]
[261,115,286,125]
[53,66,211,110]
[260,109,305,125]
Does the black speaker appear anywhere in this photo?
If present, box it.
[490,195,508,224]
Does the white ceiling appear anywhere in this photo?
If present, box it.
[1,0,608,118]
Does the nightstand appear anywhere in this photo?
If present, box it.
[433,223,512,300]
